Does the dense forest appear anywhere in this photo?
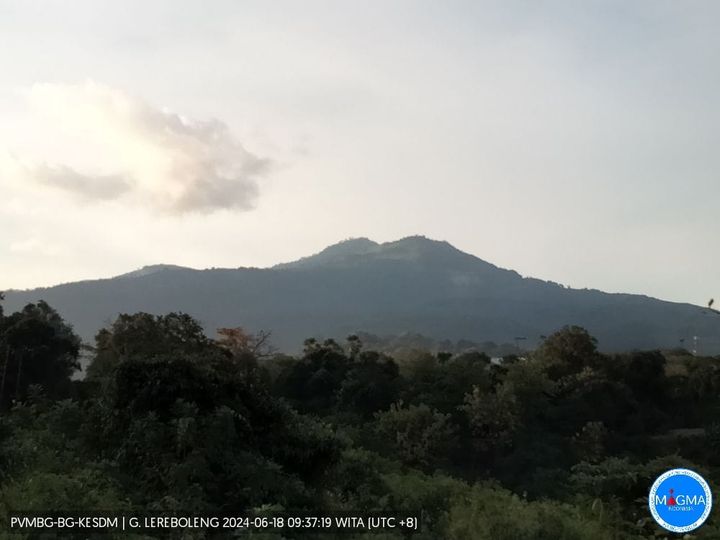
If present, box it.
[1,298,719,538]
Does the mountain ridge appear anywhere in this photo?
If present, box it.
[3,236,719,354]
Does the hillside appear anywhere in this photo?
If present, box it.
[4,236,720,353]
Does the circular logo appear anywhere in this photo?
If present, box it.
[649,468,712,533]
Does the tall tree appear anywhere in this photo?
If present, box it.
[0,301,80,409]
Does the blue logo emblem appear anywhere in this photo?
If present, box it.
[649,468,712,533]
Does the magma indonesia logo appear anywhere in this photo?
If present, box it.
[649,468,712,533]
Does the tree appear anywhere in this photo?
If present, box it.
[461,385,520,453]
[535,326,601,380]
[572,421,608,463]
[623,351,667,406]
[274,339,350,414]
[216,327,275,359]
[0,302,80,409]
[88,315,342,510]
[375,402,456,468]
[336,351,400,419]
[437,352,492,415]
[86,312,223,380]
[216,327,275,378]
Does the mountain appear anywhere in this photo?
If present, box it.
[4,236,720,353]
[114,264,189,279]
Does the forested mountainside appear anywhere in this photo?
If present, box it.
[5,236,720,353]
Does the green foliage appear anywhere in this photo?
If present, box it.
[447,485,611,540]
[382,470,467,535]
[274,340,350,414]
[337,351,400,419]
[0,301,80,409]
[402,351,491,415]
[375,402,456,468]
[462,384,520,452]
[535,325,601,380]
[99,355,342,510]
[0,469,129,515]
[86,312,222,380]
[572,421,608,463]
[2,307,719,539]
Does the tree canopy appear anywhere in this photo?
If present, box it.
[1,304,719,538]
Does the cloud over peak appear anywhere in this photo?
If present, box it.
[7,81,270,214]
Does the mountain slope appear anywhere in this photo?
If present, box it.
[4,236,719,353]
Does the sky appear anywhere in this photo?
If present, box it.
[0,0,718,306]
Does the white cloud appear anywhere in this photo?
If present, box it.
[4,81,269,214]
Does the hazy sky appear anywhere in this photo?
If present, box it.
[1,0,718,305]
